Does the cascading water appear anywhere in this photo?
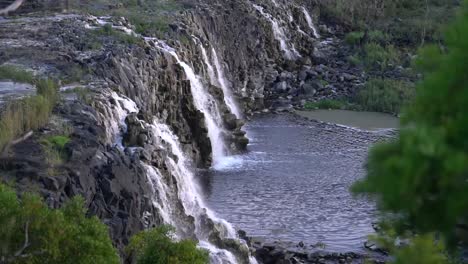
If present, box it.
[154,41,228,165]
[147,121,241,263]
[301,7,320,39]
[100,92,250,263]
[211,48,242,118]
[199,43,242,118]
[96,91,138,147]
[252,4,301,60]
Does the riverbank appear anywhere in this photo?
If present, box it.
[247,236,387,264]
[295,110,399,131]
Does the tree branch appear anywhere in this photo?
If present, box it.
[14,222,30,257]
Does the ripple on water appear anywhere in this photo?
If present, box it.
[202,114,392,253]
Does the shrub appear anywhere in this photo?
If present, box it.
[347,54,361,66]
[363,42,401,71]
[345,31,364,45]
[368,30,390,45]
[354,78,414,114]
[128,225,209,264]
[0,65,35,84]
[41,135,71,169]
[0,184,119,263]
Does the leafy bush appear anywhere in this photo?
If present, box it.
[354,78,414,114]
[0,65,35,84]
[0,184,119,263]
[128,225,209,264]
[352,0,468,252]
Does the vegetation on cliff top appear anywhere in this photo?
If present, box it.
[352,0,468,261]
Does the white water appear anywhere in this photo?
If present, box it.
[99,91,138,146]
[154,41,228,165]
[301,7,320,39]
[101,92,246,263]
[200,45,218,86]
[199,44,241,118]
[212,48,242,118]
[253,4,301,60]
[149,121,241,263]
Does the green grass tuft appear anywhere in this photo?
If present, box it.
[354,78,415,114]
[0,65,35,84]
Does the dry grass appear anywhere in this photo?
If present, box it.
[0,79,58,151]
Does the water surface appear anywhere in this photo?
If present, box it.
[202,113,394,252]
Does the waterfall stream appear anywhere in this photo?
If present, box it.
[93,21,253,264]
[252,4,301,60]
[154,41,228,165]
[301,7,320,39]
[199,43,242,118]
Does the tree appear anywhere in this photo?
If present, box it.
[352,0,468,254]
[0,184,119,264]
[127,225,209,264]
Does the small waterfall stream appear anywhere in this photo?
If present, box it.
[199,43,242,118]
[301,7,320,39]
[154,41,228,165]
[148,121,240,263]
[252,4,301,60]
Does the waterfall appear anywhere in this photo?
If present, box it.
[200,45,218,86]
[199,43,242,118]
[96,91,138,146]
[147,120,243,263]
[301,7,320,39]
[101,92,247,263]
[252,4,301,60]
[211,48,242,118]
[154,41,227,165]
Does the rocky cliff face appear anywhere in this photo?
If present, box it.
[0,1,362,263]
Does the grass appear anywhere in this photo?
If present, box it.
[63,86,93,104]
[43,135,71,150]
[41,135,71,172]
[354,78,415,114]
[345,31,365,45]
[75,0,187,37]
[0,65,35,84]
[304,78,415,115]
[304,99,360,110]
[0,79,59,151]
[91,24,142,45]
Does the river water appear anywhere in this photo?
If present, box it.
[201,112,397,253]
